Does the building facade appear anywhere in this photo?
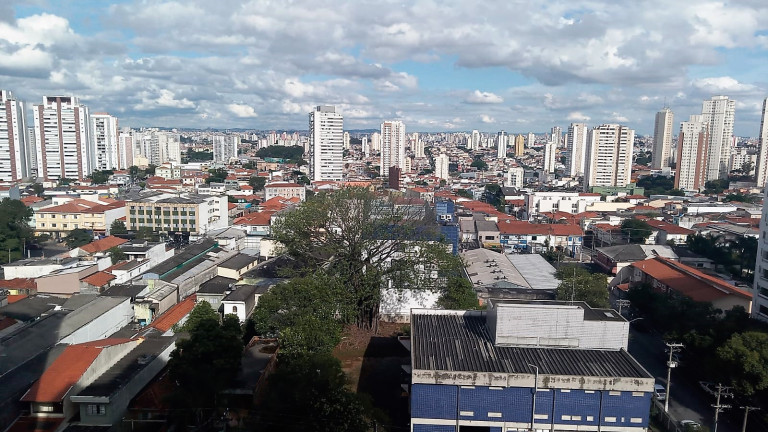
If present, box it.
[756,97,768,188]
[584,124,634,191]
[753,185,768,321]
[651,107,674,170]
[674,115,710,191]
[264,182,306,201]
[514,134,525,156]
[33,96,92,181]
[543,141,556,173]
[90,113,120,171]
[380,120,407,176]
[701,95,735,181]
[126,193,228,235]
[309,105,344,181]
[435,153,450,181]
[496,130,508,159]
[565,122,588,177]
[0,90,29,181]
[213,134,239,162]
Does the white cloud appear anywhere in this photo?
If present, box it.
[465,90,503,104]
[610,112,629,123]
[228,103,258,118]
[567,111,591,121]
[480,114,495,123]
[691,76,756,93]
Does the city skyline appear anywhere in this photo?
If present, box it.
[1,1,767,134]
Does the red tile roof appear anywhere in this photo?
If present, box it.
[645,219,695,235]
[150,295,197,332]
[0,279,36,291]
[631,257,752,303]
[21,339,134,402]
[20,196,44,206]
[81,271,116,287]
[7,294,28,303]
[233,211,274,226]
[79,235,128,253]
[265,182,303,188]
[37,199,100,214]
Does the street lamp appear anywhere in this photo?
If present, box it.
[527,363,539,431]
[664,342,683,413]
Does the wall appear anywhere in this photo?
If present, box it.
[60,298,134,345]
[36,265,99,296]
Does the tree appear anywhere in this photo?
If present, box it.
[64,228,92,248]
[271,187,462,330]
[258,353,370,432]
[741,160,755,177]
[716,332,768,396]
[437,277,478,309]
[0,199,33,262]
[88,169,113,185]
[206,168,228,184]
[704,179,729,194]
[31,183,44,197]
[470,157,488,171]
[107,246,126,264]
[620,219,652,244]
[58,178,74,186]
[248,176,267,191]
[110,219,127,235]
[128,165,140,181]
[255,145,305,163]
[135,226,155,241]
[555,265,609,308]
[168,302,243,415]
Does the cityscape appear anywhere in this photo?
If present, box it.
[2,1,768,432]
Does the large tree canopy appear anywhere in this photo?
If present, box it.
[716,332,768,396]
[620,219,652,244]
[271,187,461,330]
[555,265,610,308]
[0,199,33,262]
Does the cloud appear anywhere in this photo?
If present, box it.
[567,111,591,122]
[609,112,629,123]
[691,76,756,93]
[480,114,495,123]
[228,103,259,118]
[465,90,504,104]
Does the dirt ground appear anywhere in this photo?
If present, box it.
[334,322,411,432]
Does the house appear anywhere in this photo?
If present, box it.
[216,254,259,280]
[197,276,237,311]
[498,221,583,256]
[593,244,678,275]
[619,257,752,313]
[35,264,100,297]
[409,302,653,432]
[475,220,500,247]
[644,220,694,245]
[222,284,261,322]
[69,235,129,257]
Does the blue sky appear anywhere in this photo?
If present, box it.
[1,0,767,135]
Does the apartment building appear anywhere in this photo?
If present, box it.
[125,192,227,235]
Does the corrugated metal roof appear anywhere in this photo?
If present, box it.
[412,313,649,378]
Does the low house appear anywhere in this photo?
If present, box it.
[645,220,694,245]
[593,244,678,275]
[222,284,261,322]
[197,276,237,311]
[498,221,583,256]
[35,264,100,297]
[476,220,500,248]
[217,254,259,280]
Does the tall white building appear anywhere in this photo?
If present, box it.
[565,123,588,177]
[701,96,736,181]
[435,153,450,181]
[651,107,674,170]
[674,115,710,191]
[0,90,30,181]
[583,124,634,191]
[309,105,344,181]
[543,141,556,173]
[550,126,563,148]
[729,147,756,175]
[753,188,768,320]
[90,113,119,171]
[380,120,407,176]
[343,131,350,150]
[134,129,181,166]
[496,130,508,159]
[506,166,524,188]
[527,132,535,148]
[370,132,381,153]
[212,135,239,162]
[755,98,768,187]
[362,136,370,157]
[471,130,480,150]
[410,133,424,158]
[33,96,92,181]
[118,129,134,169]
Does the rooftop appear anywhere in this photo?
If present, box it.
[198,276,237,294]
[218,253,258,270]
[78,236,128,254]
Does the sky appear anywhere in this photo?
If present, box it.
[1,0,767,135]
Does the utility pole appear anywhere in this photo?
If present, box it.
[740,406,760,432]
[664,342,684,413]
[712,383,733,432]
[616,299,631,315]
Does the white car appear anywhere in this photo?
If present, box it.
[654,384,666,401]
[680,420,701,431]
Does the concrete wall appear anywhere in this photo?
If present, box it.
[61,298,134,345]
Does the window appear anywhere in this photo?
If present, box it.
[86,404,106,415]
[232,305,238,314]
[36,405,55,413]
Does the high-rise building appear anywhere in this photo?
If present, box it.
[651,108,674,170]
[212,135,239,162]
[753,185,768,320]
[134,129,181,166]
[471,130,480,150]
[565,123,588,177]
[701,96,735,181]
[309,105,343,181]
[496,131,508,159]
[343,131,350,150]
[584,124,634,191]
[90,113,119,171]
[380,120,406,176]
[0,90,30,181]
[527,132,535,148]
[362,136,370,157]
[435,153,450,181]
[543,141,556,173]
[118,129,134,169]
[514,134,525,156]
[33,96,92,181]
[27,126,37,177]
[755,98,768,187]
[729,147,756,175]
[410,133,424,158]
[550,126,562,148]
[370,132,381,153]
[506,166,524,188]
[674,115,710,191]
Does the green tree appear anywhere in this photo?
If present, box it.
[271,187,462,330]
[180,300,221,332]
[248,176,267,191]
[470,156,488,171]
[128,165,140,181]
[255,145,305,163]
[58,178,74,186]
[297,175,310,185]
[64,228,92,248]
[145,164,157,175]
[716,332,768,396]
[31,183,44,197]
[110,219,127,235]
[437,277,478,309]
[620,219,652,244]
[703,179,729,194]
[185,149,213,161]
[0,199,33,262]
[206,168,228,184]
[555,265,609,308]
[258,354,370,432]
[135,226,155,241]
[740,160,755,177]
[88,169,114,185]
[107,246,126,264]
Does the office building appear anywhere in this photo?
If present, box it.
[90,113,120,171]
[584,124,634,191]
[33,96,92,181]
[651,107,674,170]
[497,130,508,159]
[435,153,450,181]
[514,134,525,156]
[212,135,239,162]
[701,95,735,181]
[756,98,768,187]
[565,123,588,177]
[0,90,29,181]
[309,105,343,181]
[674,115,710,191]
[380,120,406,176]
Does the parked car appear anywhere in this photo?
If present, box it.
[679,420,701,431]
[654,383,667,401]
